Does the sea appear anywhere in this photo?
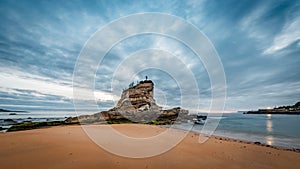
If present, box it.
[1,110,299,149]
[177,113,300,150]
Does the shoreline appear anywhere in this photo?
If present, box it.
[210,135,300,153]
[0,124,299,169]
[4,122,300,153]
[151,124,300,153]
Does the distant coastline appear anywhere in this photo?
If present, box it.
[245,101,300,115]
[245,110,300,115]
[0,108,28,113]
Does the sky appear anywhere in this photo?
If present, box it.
[0,0,300,112]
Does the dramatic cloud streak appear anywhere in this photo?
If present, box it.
[0,0,299,111]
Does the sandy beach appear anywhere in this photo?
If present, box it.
[0,124,299,169]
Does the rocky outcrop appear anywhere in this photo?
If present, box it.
[8,80,191,132]
[116,80,161,110]
[66,80,191,125]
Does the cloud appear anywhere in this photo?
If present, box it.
[0,0,299,111]
[0,68,117,102]
[263,15,300,55]
[239,2,271,40]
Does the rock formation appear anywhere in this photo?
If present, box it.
[66,80,191,125]
[115,80,161,111]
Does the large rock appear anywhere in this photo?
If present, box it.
[66,80,191,124]
[116,80,161,111]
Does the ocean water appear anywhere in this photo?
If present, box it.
[1,111,299,149]
[177,113,300,149]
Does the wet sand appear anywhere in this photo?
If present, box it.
[0,124,299,169]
